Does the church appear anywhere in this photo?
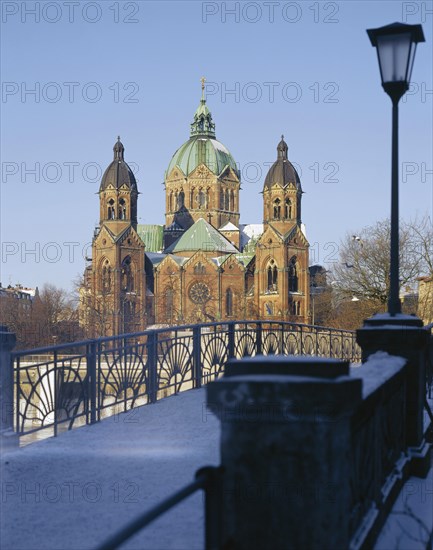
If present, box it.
[80,83,310,336]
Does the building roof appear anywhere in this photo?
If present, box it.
[240,223,264,251]
[165,218,238,255]
[137,224,164,252]
[99,137,137,193]
[219,221,238,231]
[146,252,187,267]
[263,136,301,191]
[235,253,255,267]
[166,137,239,179]
[212,253,254,268]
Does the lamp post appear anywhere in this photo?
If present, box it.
[366,22,425,316]
[357,25,430,467]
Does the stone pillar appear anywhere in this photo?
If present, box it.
[356,313,430,476]
[0,326,18,452]
[207,355,362,550]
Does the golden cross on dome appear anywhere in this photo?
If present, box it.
[201,76,206,99]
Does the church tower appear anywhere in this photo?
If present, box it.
[255,137,310,323]
[164,79,241,248]
[86,138,146,336]
[99,138,138,232]
[262,136,302,232]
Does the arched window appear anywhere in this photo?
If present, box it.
[289,301,301,316]
[284,198,292,219]
[226,288,233,316]
[121,256,134,292]
[194,262,206,275]
[107,198,115,220]
[224,190,230,211]
[267,260,278,292]
[230,190,235,212]
[177,191,185,209]
[166,289,174,320]
[273,199,281,219]
[102,260,111,292]
[197,189,206,209]
[288,257,298,292]
[118,198,127,220]
[220,189,225,209]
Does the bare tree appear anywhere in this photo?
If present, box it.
[32,284,79,345]
[1,284,80,348]
[331,218,425,305]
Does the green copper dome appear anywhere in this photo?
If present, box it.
[166,92,239,179]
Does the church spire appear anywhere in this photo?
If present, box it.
[201,76,206,101]
[113,136,125,161]
[190,77,216,138]
[277,135,288,160]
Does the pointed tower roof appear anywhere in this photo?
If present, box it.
[263,135,301,191]
[165,218,238,255]
[99,137,137,192]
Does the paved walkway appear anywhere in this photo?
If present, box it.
[1,385,432,550]
[1,388,219,550]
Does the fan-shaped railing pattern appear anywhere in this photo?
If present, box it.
[12,321,361,439]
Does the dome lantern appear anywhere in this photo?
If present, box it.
[113,136,125,161]
[190,79,216,138]
[277,135,288,160]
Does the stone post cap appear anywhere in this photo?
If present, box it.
[0,326,16,350]
[208,355,362,422]
[361,312,423,327]
[224,355,349,378]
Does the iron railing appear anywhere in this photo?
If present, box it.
[96,466,222,550]
[12,320,361,441]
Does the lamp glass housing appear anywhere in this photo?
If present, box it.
[367,22,425,100]
[375,32,415,83]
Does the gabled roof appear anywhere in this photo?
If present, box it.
[148,252,188,269]
[102,224,132,244]
[282,223,309,246]
[165,218,238,255]
[219,221,238,231]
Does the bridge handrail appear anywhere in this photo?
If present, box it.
[95,466,221,550]
[7,319,361,441]
[10,320,356,358]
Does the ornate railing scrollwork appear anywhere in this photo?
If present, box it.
[12,320,361,440]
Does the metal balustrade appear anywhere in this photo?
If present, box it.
[11,320,361,441]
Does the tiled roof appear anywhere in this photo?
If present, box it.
[165,218,238,255]
[137,224,164,252]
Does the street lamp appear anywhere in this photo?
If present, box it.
[367,22,425,315]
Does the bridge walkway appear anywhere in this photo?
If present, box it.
[2,382,432,550]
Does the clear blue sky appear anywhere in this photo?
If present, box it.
[1,0,432,292]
